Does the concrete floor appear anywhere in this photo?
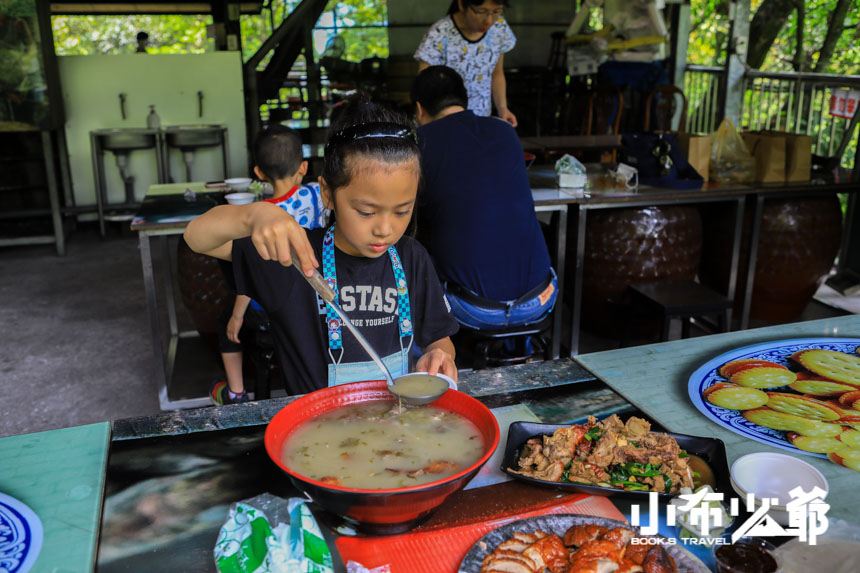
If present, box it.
[0,227,162,438]
[0,224,849,439]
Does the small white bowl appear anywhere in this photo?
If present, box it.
[730,452,829,525]
[225,177,253,192]
[225,192,255,205]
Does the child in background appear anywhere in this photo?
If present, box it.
[188,94,459,395]
[210,125,328,405]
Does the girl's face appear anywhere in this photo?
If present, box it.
[459,0,504,34]
[321,158,419,258]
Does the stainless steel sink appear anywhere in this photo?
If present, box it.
[164,124,225,149]
[95,129,157,151]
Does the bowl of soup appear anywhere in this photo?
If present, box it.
[265,380,500,534]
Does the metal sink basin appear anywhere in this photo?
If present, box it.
[164,124,225,149]
[95,129,157,152]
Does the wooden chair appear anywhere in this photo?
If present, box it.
[556,82,623,162]
[644,85,688,133]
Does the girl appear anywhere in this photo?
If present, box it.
[414,0,517,126]
[184,96,459,395]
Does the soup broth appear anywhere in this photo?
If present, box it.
[282,401,485,489]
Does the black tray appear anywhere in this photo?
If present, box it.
[500,421,734,502]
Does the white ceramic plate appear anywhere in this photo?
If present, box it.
[0,492,43,573]
[458,513,709,573]
[688,337,860,457]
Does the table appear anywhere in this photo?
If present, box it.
[576,314,860,523]
[530,167,748,356]
[0,422,110,572]
[520,135,623,158]
[98,360,634,572]
[131,182,225,410]
[530,166,860,355]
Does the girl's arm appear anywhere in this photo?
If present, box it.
[491,54,517,127]
[184,203,318,275]
[416,337,458,381]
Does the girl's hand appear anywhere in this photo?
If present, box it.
[247,203,318,275]
[499,107,518,127]
[226,315,243,343]
[416,346,458,382]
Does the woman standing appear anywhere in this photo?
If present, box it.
[414,1,517,127]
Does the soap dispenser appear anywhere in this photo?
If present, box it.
[146,105,161,129]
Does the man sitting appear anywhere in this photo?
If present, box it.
[411,65,557,353]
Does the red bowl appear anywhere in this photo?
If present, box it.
[265,380,500,534]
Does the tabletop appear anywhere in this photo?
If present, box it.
[575,314,860,523]
[130,182,224,231]
[529,165,859,207]
[0,422,111,573]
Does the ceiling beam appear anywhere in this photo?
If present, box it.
[50,2,262,15]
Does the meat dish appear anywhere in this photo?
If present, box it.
[480,522,676,573]
[510,415,695,494]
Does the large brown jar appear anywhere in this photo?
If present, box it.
[176,237,232,356]
[699,195,842,322]
[581,206,703,336]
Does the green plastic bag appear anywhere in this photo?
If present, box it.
[214,496,333,573]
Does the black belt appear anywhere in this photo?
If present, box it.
[445,270,554,311]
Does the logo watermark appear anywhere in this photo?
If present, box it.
[630,486,829,546]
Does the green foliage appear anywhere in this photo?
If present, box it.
[688,0,859,73]
[688,0,730,66]
[241,0,387,64]
[754,0,859,73]
[51,15,214,55]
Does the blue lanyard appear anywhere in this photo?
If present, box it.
[322,225,413,351]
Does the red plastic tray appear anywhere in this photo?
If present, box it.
[335,495,625,572]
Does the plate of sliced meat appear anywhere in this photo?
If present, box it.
[458,513,709,573]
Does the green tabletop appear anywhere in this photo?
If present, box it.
[0,422,111,573]
[146,181,210,196]
[575,315,860,523]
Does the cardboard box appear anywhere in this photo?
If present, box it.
[676,133,711,182]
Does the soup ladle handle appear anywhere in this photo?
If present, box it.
[290,247,335,303]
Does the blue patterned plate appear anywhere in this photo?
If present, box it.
[0,493,43,573]
[688,337,860,457]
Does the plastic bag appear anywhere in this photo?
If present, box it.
[214,495,334,573]
[554,153,587,188]
[709,118,755,183]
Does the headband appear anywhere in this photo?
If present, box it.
[325,122,417,154]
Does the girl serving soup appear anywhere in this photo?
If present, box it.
[184,95,459,395]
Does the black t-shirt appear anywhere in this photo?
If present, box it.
[232,227,459,395]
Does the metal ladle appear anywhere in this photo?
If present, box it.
[291,249,451,404]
